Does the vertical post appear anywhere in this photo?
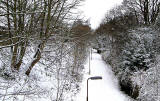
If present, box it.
[91,48,92,60]
[87,78,89,101]
[89,48,91,75]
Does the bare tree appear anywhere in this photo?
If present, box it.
[123,0,160,25]
[0,0,83,76]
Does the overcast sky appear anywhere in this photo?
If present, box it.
[79,0,123,29]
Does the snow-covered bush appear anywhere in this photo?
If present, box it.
[131,55,160,101]
[155,14,160,30]
[113,28,155,74]
[120,34,152,72]
[99,27,158,99]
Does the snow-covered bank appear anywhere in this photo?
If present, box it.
[0,41,86,101]
[76,52,129,101]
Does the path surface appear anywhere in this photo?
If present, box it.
[76,51,128,101]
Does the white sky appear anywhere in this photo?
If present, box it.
[79,0,123,29]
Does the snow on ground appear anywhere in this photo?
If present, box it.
[76,51,128,101]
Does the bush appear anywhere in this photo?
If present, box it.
[100,27,157,99]
[155,14,160,30]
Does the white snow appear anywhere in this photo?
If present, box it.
[76,51,128,101]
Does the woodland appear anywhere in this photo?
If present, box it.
[0,0,160,101]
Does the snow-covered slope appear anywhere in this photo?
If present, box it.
[76,51,128,101]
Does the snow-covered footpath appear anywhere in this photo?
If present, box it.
[76,51,128,101]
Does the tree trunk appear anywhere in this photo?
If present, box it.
[25,53,41,76]
[11,45,18,71]
[14,41,27,70]
[25,42,44,76]
[143,0,150,25]
[73,45,78,74]
[6,0,13,53]
[11,0,18,71]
